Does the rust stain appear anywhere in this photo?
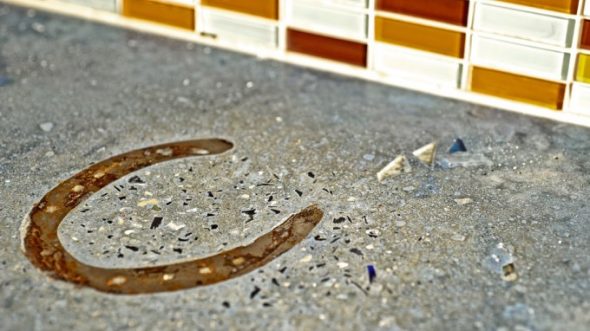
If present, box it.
[21,139,324,294]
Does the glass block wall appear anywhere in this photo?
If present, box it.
[10,0,590,125]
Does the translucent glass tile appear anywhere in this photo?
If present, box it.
[201,0,278,20]
[288,0,367,40]
[122,0,195,30]
[575,53,590,83]
[495,0,579,14]
[376,0,469,26]
[59,0,117,11]
[375,16,465,58]
[470,66,566,109]
[201,9,278,48]
[473,3,575,47]
[569,83,590,115]
[287,28,367,66]
[471,35,570,81]
[373,42,462,88]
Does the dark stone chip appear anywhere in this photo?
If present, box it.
[350,248,363,256]
[250,286,261,299]
[150,216,163,229]
[333,217,346,224]
[128,175,145,184]
[124,245,139,252]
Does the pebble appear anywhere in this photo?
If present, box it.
[440,153,492,169]
[39,122,54,132]
[402,186,415,192]
[137,199,158,207]
[454,198,473,205]
[166,222,185,231]
[451,233,466,241]
[299,254,312,263]
[377,155,411,182]
[337,262,349,269]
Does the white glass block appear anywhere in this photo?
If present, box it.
[373,42,462,88]
[60,0,117,11]
[167,0,194,6]
[585,1,590,16]
[473,3,574,47]
[201,9,278,49]
[324,0,367,8]
[570,84,590,115]
[288,0,367,40]
[471,35,569,81]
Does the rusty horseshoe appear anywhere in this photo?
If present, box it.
[20,139,324,294]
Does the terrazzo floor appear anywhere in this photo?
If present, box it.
[1,4,590,330]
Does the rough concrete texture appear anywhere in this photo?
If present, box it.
[1,4,590,330]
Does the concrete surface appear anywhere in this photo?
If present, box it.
[1,4,590,330]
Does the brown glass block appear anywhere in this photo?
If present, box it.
[580,20,590,50]
[470,66,566,110]
[201,0,278,20]
[122,0,195,30]
[376,0,468,26]
[499,0,579,14]
[287,29,367,67]
[375,17,465,58]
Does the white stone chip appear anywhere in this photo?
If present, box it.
[377,155,411,182]
[412,142,437,166]
[40,122,54,132]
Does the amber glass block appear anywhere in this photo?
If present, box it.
[470,66,566,110]
[499,0,578,14]
[375,17,465,58]
[201,0,278,20]
[575,54,590,84]
[376,0,468,26]
[580,20,590,50]
[123,0,194,30]
[287,29,367,67]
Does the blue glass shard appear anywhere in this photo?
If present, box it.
[448,138,467,154]
[367,265,377,283]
